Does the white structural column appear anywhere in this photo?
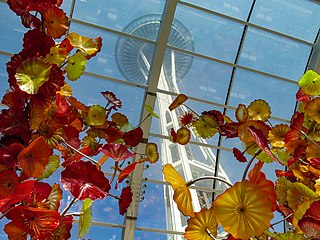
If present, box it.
[121,1,179,239]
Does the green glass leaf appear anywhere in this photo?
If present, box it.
[48,183,62,211]
[145,105,159,118]
[37,154,60,180]
[120,122,134,132]
[256,150,274,163]
[78,198,93,239]
[65,51,86,81]
[87,105,106,126]
[298,70,320,96]
[274,232,307,240]
[15,58,52,94]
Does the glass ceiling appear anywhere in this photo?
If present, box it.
[1,0,320,239]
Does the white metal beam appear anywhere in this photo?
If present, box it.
[121,1,179,239]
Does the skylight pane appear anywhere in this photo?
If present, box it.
[69,23,155,85]
[157,50,233,104]
[72,0,165,40]
[181,0,254,21]
[174,4,244,62]
[250,0,320,43]
[239,27,312,80]
[0,55,9,99]
[68,74,145,126]
[228,68,298,119]
[0,3,25,53]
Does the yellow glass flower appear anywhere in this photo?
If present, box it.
[305,98,320,124]
[176,127,191,145]
[67,32,102,56]
[248,99,271,121]
[65,51,87,81]
[184,208,217,240]
[163,164,195,217]
[193,115,218,139]
[15,58,52,94]
[45,46,67,66]
[298,70,320,96]
[287,182,319,210]
[268,124,290,148]
[212,180,273,239]
[87,105,106,126]
[145,142,159,164]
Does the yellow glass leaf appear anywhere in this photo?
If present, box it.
[169,94,188,111]
[298,70,320,96]
[163,164,195,217]
[274,232,307,240]
[287,182,319,210]
[292,200,311,231]
[65,51,86,81]
[212,180,273,240]
[145,142,159,164]
[305,98,320,124]
[275,177,292,206]
[48,183,62,211]
[268,124,290,148]
[87,105,106,126]
[193,115,218,139]
[45,46,67,66]
[235,103,249,123]
[67,32,102,56]
[37,154,60,180]
[315,179,320,196]
[248,99,271,121]
[56,83,72,96]
[184,208,218,240]
[15,58,52,94]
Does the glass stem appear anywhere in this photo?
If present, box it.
[241,149,262,181]
[187,176,232,188]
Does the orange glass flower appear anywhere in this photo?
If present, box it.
[43,7,69,39]
[184,208,218,240]
[212,180,273,239]
[235,104,249,123]
[163,164,195,217]
[176,127,191,145]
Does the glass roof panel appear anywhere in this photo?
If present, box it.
[0,3,26,53]
[69,22,155,85]
[228,68,298,119]
[72,0,165,40]
[69,74,145,126]
[250,0,320,43]
[71,224,123,239]
[157,50,234,104]
[181,0,254,21]
[0,55,9,100]
[174,4,244,62]
[239,27,312,80]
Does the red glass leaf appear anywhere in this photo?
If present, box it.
[232,148,247,163]
[248,125,283,165]
[299,217,320,239]
[123,127,143,147]
[304,200,320,220]
[23,29,55,57]
[287,145,307,166]
[51,215,73,240]
[4,222,25,240]
[61,145,91,167]
[100,143,136,162]
[170,128,177,143]
[119,186,133,215]
[118,161,138,184]
[104,126,124,143]
[61,160,111,200]
[296,89,311,102]
[310,158,320,170]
